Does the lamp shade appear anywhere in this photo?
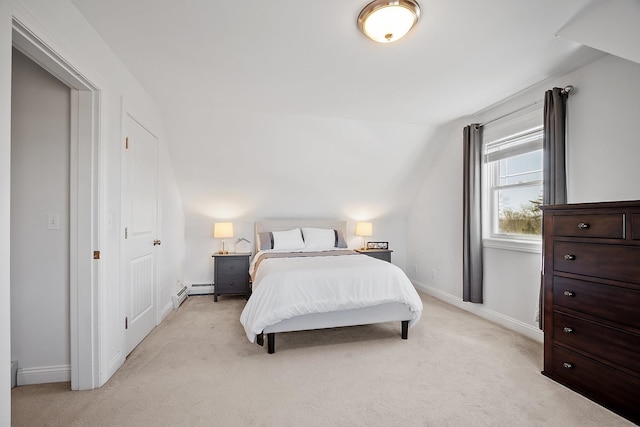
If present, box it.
[213,222,234,239]
[357,0,420,43]
[355,222,373,237]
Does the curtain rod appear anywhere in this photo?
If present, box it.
[479,85,574,127]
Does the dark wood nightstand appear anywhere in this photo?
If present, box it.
[212,253,251,302]
[355,249,393,263]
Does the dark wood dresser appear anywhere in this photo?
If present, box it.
[541,201,640,423]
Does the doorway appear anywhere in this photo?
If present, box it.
[10,48,71,386]
[12,19,100,390]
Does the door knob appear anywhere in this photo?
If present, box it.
[153,239,162,246]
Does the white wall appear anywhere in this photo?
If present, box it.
[407,53,640,341]
[1,0,13,422]
[158,143,186,311]
[184,215,408,287]
[0,0,186,402]
[11,49,71,384]
[565,55,640,203]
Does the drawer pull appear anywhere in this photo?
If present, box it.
[564,254,576,261]
[563,362,574,369]
[563,327,574,333]
[563,291,575,297]
[577,222,590,229]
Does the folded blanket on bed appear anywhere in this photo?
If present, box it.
[249,249,357,282]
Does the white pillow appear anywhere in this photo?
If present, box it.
[302,227,336,249]
[272,228,305,250]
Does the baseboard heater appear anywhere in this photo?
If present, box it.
[172,285,189,309]
[188,283,214,296]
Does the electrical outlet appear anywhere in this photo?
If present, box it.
[414,264,418,273]
[431,269,436,279]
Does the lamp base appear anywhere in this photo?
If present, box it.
[218,250,228,254]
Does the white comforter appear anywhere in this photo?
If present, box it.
[240,251,423,343]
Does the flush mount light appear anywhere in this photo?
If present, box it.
[357,0,421,43]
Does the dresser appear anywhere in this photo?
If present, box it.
[212,253,251,302]
[355,249,393,262]
[541,201,640,423]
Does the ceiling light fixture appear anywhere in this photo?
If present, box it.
[357,0,421,44]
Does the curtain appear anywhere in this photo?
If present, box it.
[543,87,568,205]
[538,87,569,328]
[463,124,483,303]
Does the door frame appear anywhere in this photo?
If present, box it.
[12,17,101,390]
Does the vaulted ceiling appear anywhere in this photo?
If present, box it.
[70,0,603,222]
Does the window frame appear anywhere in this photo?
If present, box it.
[481,104,544,253]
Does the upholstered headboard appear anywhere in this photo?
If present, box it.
[254,219,347,253]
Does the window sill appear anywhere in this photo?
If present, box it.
[483,238,541,254]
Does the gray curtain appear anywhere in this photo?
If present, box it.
[539,87,569,328]
[463,124,483,303]
[543,87,568,205]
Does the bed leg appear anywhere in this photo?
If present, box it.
[257,333,264,347]
[401,321,409,339]
[267,333,275,354]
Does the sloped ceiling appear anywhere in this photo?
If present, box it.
[70,0,602,222]
[557,0,640,66]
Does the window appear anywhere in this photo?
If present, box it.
[483,104,543,241]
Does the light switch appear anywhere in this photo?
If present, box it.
[106,213,113,230]
[48,212,60,230]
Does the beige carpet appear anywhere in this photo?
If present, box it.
[12,293,634,426]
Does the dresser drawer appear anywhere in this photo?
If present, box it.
[553,311,640,373]
[215,279,249,293]
[550,346,640,422]
[215,268,249,294]
[553,213,624,239]
[632,214,640,240]
[553,242,640,284]
[216,269,246,284]
[553,277,640,330]
[216,258,247,276]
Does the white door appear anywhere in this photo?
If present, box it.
[123,114,159,356]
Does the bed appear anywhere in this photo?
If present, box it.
[239,219,423,353]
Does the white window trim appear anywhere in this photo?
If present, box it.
[483,237,542,254]
[482,102,544,249]
[484,155,543,241]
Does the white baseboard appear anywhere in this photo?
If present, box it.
[413,281,543,343]
[160,301,173,321]
[17,364,70,386]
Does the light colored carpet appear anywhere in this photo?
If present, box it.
[12,292,634,426]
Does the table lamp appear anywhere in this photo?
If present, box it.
[214,222,234,254]
[355,222,373,250]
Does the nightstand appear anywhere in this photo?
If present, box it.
[212,253,251,302]
[355,249,393,263]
